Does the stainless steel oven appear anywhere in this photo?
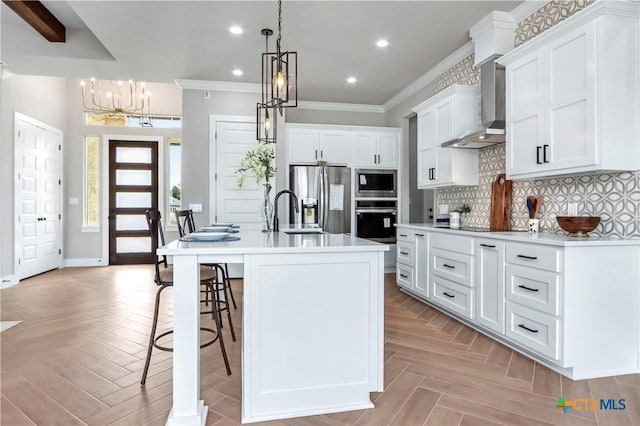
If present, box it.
[355,169,397,198]
[355,200,397,243]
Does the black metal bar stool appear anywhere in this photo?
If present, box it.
[175,209,237,339]
[140,210,231,385]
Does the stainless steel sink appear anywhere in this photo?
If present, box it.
[283,228,324,235]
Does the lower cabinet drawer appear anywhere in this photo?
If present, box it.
[397,242,415,266]
[431,248,473,287]
[506,265,560,315]
[506,302,561,361]
[396,264,414,290]
[430,275,473,319]
[506,243,561,273]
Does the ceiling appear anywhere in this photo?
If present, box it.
[1,1,526,106]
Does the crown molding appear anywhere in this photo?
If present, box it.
[174,79,261,93]
[509,0,547,23]
[298,101,384,114]
[382,41,474,112]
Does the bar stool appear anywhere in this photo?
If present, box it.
[175,209,237,337]
[141,210,231,385]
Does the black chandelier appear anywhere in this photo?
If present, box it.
[257,0,297,143]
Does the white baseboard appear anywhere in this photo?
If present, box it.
[0,275,19,289]
[63,258,107,267]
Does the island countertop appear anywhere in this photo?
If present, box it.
[158,230,390,256]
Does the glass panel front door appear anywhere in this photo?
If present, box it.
[109,140,158,264]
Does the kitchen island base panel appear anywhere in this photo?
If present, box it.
[166,400,207,426]
[242,252,384,423]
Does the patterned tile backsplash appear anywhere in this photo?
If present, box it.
[436,145,640,238]
[434,0,640,239]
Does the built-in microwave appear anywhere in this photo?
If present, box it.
[355,169,397,198]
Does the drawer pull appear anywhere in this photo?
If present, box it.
[415,233,425,237]
[400,251,409,255]
[517,254,538,260]
[442,292,455,298]
[442,264,455,269]
[480,243,496,248]
[399,274,408,279]
[518,324,539,333]
[518,284,539,292]
[399,234,408,237]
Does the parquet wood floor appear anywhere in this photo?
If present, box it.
[1,265,638,425]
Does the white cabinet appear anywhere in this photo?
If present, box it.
[395,226,640,379]
[413,85,480,188]
[395,227,429,299]
[428,233,474,319]
[499,2,640,179]
[353,131,399,168]
[475,239,505,334]
[286,126,352,165]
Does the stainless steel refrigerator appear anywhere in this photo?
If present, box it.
[289,165,351,234]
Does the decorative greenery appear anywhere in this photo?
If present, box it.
[460,203,472,214]
[170,185,181,200]
[236,144,276,188]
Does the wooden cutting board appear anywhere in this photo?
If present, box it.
[490,173,512,231]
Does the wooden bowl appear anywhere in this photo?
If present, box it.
[556,216,600,237]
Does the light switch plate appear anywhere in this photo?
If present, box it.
[68,198,79,205]
[189,203,203,213]
[568,203,578,216]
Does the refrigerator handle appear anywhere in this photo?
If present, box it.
[322,168,330,230]
[317,167,325,229]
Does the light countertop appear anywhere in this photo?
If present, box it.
[158,230,390,255]
[396,223,640,247]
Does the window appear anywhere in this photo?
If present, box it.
[84,136,100,230]
[167,138,182,226]
[85,113,181,128]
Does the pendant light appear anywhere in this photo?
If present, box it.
[257,29,278,143]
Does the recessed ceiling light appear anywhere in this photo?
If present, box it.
[376,39,389,48]
[232,69,243,76]
[347,77,357,84]
[229,26,243,35]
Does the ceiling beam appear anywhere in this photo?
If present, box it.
[2,0,65,42]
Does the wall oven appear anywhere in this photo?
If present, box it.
[355,169,397,198]
[355,200,397,244]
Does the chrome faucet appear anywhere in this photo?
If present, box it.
[273,190,299,231]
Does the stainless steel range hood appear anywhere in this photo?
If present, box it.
[442,59,505,149]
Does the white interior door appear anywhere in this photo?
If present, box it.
[14,114,62,279]
[214,119,263,229]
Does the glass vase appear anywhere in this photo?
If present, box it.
[261,182,274,232]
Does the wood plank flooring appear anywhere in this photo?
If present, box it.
[1,265,637,425]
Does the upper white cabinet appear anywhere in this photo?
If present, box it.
[286,124,400,169]
[353,130,399,168]
[498,2,640,179]
[412,85,480,188]
[287,125,352,165]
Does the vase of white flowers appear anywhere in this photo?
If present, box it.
[236,144,276,232]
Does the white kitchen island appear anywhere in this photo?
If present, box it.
[157,230,388,425]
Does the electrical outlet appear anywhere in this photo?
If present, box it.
[439,205,449,214]
[568,203,578,216]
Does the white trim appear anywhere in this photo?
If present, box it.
[208,115,255,225]
[297,101,384,114]
[0,275,19,290]
[14,112,64,280]
[175,79,261,93]
[382,41,474,112]
[80,226,100,233]
[63,258,106,267]
[509,0,547,23]
[101,134,165,265]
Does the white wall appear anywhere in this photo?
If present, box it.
[286,108,385,127]
[1,75,67,278]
